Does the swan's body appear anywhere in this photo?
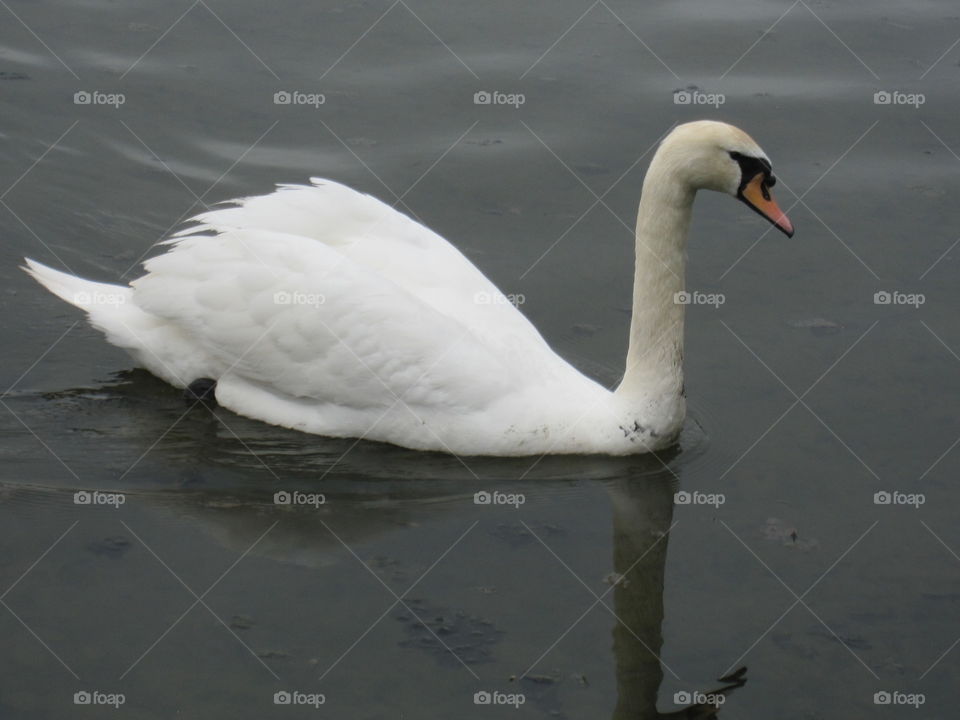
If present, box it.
[24,121,792,456]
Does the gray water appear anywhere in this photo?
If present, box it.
[1,0,959,717]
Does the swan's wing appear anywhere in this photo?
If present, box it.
[132,229,527,412]
[172,178,548,357]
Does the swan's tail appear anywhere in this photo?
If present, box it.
[22,258,143,351]
[22,258,129,308]
[23,258,205,388]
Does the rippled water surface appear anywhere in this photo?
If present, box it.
[2,0,960,717]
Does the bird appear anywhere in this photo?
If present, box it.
[23,120,793,456]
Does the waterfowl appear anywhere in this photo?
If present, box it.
[24,120,792,456]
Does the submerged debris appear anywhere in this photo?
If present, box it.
[230,615,255,630]
[396,598,502,666]
[762,517,819,551]
[525,672,560,685]
[87,536,131,558]
[256,650,289,659]
[786,318,843,336]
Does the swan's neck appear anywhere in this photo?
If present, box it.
[615,159,693,423]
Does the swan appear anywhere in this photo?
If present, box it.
[23,120,792,456]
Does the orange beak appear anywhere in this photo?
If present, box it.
[739,173,794,237]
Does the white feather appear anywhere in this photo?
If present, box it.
[24,121,786,455]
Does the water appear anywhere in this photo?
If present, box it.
[2,0,959,717]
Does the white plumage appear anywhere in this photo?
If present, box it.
[24,121,792,456]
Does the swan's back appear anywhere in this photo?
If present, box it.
[173,179,549,362]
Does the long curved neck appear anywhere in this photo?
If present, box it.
[615,152,694,412]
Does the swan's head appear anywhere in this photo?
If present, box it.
[659,120,794,237]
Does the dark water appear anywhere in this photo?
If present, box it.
[2,0,959,717]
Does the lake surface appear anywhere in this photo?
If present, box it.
[2,0,959,717]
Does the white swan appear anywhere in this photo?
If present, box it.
[24,120,792,456]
